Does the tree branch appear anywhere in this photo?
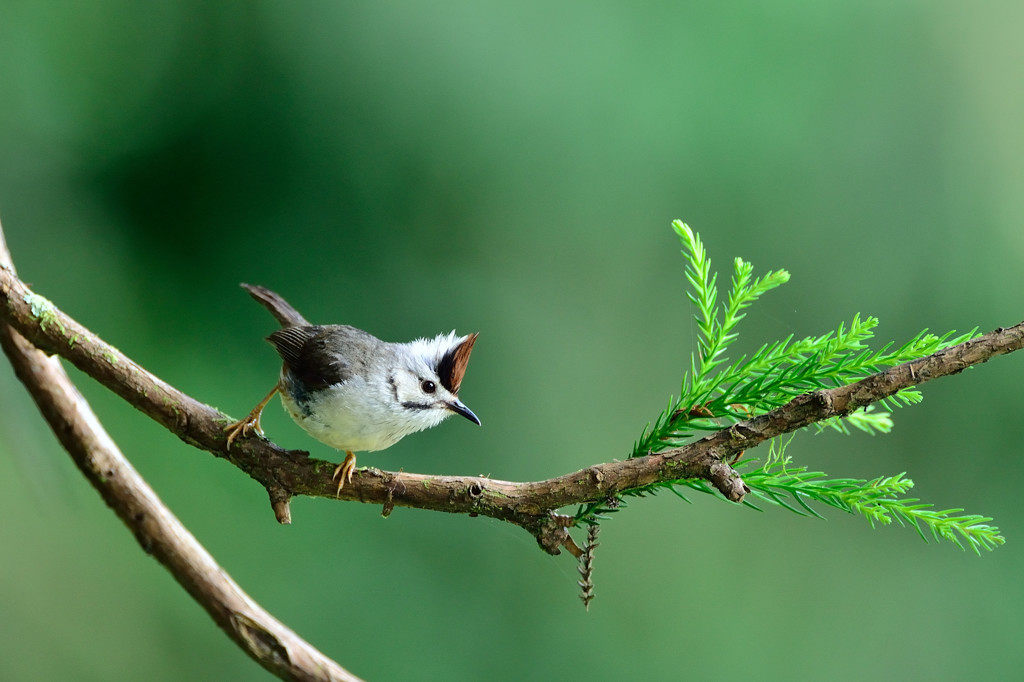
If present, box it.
[1,245,1023,554]
[0,261,746,549]
[0,229,360,681]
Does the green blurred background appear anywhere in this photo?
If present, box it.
[1,2,1022,680]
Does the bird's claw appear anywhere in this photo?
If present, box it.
[224,411,264,449]
[332,451,357,496]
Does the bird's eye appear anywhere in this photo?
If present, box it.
[421,380,436,394]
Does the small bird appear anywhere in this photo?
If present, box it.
[225,284,480,493]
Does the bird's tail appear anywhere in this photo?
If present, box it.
[240,283,310,327]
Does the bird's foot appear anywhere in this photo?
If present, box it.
[224,409,265,449]
[332,450,357,496]
[225,385,279,449]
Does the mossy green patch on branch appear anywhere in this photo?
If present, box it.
[23,292,66,335]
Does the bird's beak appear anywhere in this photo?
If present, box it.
[447,399,481,426]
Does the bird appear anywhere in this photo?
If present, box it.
[225,284,480,494]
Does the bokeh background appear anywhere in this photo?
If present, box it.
[1,2,1022,680]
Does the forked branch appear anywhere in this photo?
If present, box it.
[0,228,359,682]
[3,220,1022,680]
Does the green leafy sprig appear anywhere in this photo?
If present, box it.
[635,222,975,455]
[577,220,1001,553]
[741,457,1004,554]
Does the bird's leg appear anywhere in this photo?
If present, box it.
[225,385,279,449]
[332,450,357,496]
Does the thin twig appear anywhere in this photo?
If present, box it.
[0,226,360,682]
